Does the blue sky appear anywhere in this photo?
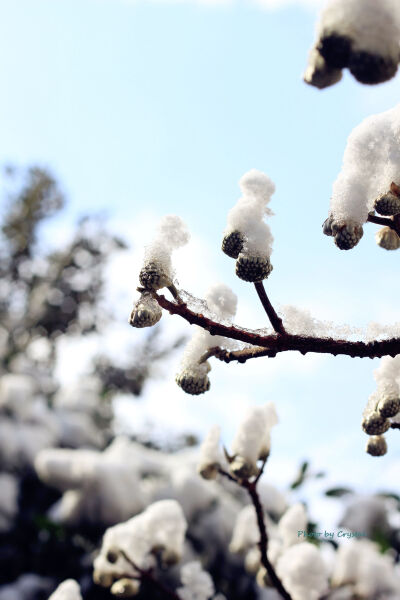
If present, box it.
[2,0,400,526]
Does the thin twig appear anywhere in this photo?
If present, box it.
[254,456,268,485]
[118,549,182,600]
[243,480,292,600]
[218,466,292,599]
[367,213,400,235]
[254,282,286,335]
[153,292,400,359]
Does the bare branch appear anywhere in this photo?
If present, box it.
[254,282,286,335]
[153,292,400,360]
[118,549,182,600]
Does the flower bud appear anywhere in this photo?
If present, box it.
[93,570,114,588]
[362,412,390,435]
[366,435,387,457]
[111,578,140,597]
[317,33,352,69]
[349,52,398,85]
[374,191,400,216]
[229,455,258,480]
[176,364,211,395]
[375,227,400,250]
[377,396,400,419]
[129,293,162,328]
[235,254,273,282]
[333,222,363,250]
[222,230,245,259]
[139,261,171,291]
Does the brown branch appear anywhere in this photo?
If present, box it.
[254,282,286,335]
[367,213,400,236]
[200,346,277,364]
[244,480,292,600]
[153,292,400,360]
[218,467,292,600]
[119,549,182,600]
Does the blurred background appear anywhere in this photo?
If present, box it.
[0,0,400,598]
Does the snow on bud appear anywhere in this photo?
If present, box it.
[176,284,238,395]
[229,505,259,554]
[276,543,328,600]
[374,355,400,399]
[48,580,82,600]
[177,561,215,600]
[197,425,223,480]
[239,169,276,201]
[303,46,342,89]
[230,402,278,478]
[204,283,237,321]
[332,540,400,596]
[328,104,400,230]
[94,500,187,587]
[306,0,400,87]
[222,170,275,278]
[139,215,189,291]
[129,292,162,328]
[278,503,308,548]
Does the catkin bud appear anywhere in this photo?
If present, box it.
[139,261,171,291]
[333,223,363,250]
[377,396,400,419]
[93,570,114,588]
[256,566,271,588]
[110,578,140,597]
[374,192,400,216]
[322,215,335,236]
[229,455,258,480]
[375,227,400,250]
[222,230,245,259]
[362,412,390,435]
[366,435,387,457]
[129,293,162,328]
[317,34,352,69]
[349,52,398,85]
[235,254,273,282]
[245,548,261,575]
[176,365,211,395]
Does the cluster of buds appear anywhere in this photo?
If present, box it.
[93,500,187,597]
[322,215,364,250]
[197,403,278,482]
[222,170,275,283]
[304,0,400,88]
[362,394,400,457]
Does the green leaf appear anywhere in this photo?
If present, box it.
[325,487,353,498]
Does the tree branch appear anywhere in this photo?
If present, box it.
[218,467,292,600]
[118,549,182,600]
[367,213,400,236]
[254,282,286,335]
[153,292,400,360]
[244,480,292,600]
